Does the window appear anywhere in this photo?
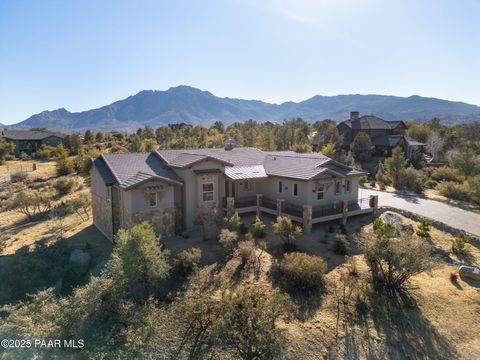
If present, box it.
[335,180,341,195]
[293,183,298,196]
[243,180,250,191]
[346,179,351,193]
[278,180,283,193]
[317,184,324,200]
[202,182,214,202]
[106,186,111,203]
[148,192,157,207]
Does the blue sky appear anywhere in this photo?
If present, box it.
[1,0,479,124]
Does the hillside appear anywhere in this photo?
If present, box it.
[9,86,480,131]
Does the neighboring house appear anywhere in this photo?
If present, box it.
[313,112,424,160]
[1,129,65,157]
[89,143,377,241]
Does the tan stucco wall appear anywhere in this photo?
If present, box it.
[91,166,113,240]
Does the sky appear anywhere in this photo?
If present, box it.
[1,0,479,124]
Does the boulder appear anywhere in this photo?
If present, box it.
[69,249,91,276]
[458,265,480,281]
[382,212,415,235]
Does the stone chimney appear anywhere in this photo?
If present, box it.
[224,138,236,151]
[350,111,359,120]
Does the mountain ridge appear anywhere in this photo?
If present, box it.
[7,85,480,131]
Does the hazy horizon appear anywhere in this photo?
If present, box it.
[1,0,479,124]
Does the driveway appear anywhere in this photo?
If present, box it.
[360,189,480,238]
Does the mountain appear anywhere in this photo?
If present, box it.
[9,85,480,131]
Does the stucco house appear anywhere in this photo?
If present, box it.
[90,143,377,241]
[313,112,424,160]
[1,129,65,157]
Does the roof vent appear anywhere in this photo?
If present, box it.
[224,138,236,151]
[350,111,359,120]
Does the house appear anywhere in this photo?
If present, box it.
[313,112,424,160]
[89,142,377,241]
[1,129,65,157]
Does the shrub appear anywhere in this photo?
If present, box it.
[273,216,302,249]
[416,217,432,238]
[56,156,74,176]
[218,229,238,252]
[175,248,202,273]
[237,240,255,265]
[332,234,350,255]
[224,212,241,231]
[424,179,438,189]
[19,151,30,161]
[451,231,471,255]
[399,167,424,193]
[54,178,75,196]
[252,217,267,238]
[436,181,470,202]
[279,252,327,289]
[10,171,27,182]
[36,145,58,160]
[431,166,464,183]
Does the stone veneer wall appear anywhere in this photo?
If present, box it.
[121,207,179,238]
[92,193,113,240]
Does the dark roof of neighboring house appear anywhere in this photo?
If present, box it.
[339,116,405,130]
[91,147,367,187]
[373,135,425,147]
[1,129,65,141]
[97,152,182,189]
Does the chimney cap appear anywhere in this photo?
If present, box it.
[224,138,236,150]
[350,111,359,120]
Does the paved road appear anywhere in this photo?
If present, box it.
[360,189,480,238]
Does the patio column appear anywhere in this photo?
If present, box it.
[303,205,312,234]
[256,194,263,218]
[276,199,284,217]
[370,195,379,213]
[341,200,349,226]
[226,197,235,218]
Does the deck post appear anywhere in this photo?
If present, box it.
[276,199,284,217]
[226,197,235,218]
[341,200,348,226]
[303,205,312,234]
[256,194,263,218]
[370,195,379,214]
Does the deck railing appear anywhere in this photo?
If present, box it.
[312,203,343,219]
[260,196,277,211]
[283,201,303,218]
[234,196,257,209]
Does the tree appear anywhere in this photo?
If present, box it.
[218,283,293,360]
[273,216,302,248]
[212,121,225,133]
[451,149,480,177]
[252,217,267,238]
[320,143,336,158]
[104,222,171,299]
[11,189,53,220]
[312,119,343,149]
[84,130,94,144]
[426,131,444,161]
[451,231,471,255]
[351,132,374,162]
[55,145,74,176]
[364,218,433,290]
[0,138,15,164]
[385,147,407,189]
[95,131,105,143]
[69,133,83,155]
[416,217,432,238]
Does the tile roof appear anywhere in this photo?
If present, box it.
[91,157,116,185]
[372,135,425,147]
[100,152,182,188]
[1,129,65,140]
